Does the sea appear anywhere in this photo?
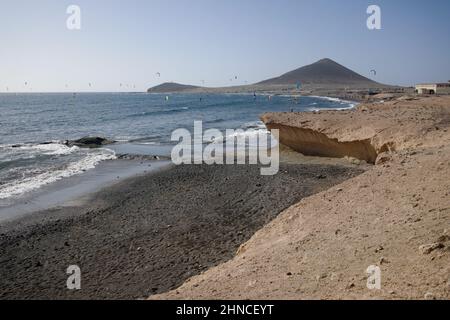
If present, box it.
[0,92,354,206]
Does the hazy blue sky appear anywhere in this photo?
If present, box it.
[1,0,449,92]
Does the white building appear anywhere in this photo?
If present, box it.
[415,82,450,95]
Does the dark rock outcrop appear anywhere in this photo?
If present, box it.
[65,137,116,148]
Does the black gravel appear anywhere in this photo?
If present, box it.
[0,163,363,299]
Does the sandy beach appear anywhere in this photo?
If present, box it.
[2,0,450,306]
[151,95,450,300]
[0,160,362,299]
[1,95,449,301]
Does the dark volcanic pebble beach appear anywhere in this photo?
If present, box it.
[0,163,363,299]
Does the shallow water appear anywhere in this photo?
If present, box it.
[0,159,172,222]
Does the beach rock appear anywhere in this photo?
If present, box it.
[345,157,361,165]
[375,153,392,165]
[117,154,167,161]
[419,243,444,255]
[360,106,368,112]
[397,95,417,101]
[371,93,395,100]
[345,282,355,290]
[65,137,116,148]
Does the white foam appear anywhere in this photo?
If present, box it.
[309,95,357,106]
[0,149,116,199]
[314,96,342,102]
[242,121,266,129]
[136,141,160,145]
[21,142,80,155]
[209,128,278,150]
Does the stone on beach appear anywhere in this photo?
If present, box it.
[64,137,116,148]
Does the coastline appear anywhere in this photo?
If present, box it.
[0,159,172,223]
[2,94,448,300]
[152,95,450,300]
[0,158,363,299]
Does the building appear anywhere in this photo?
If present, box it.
[415,82,450,95]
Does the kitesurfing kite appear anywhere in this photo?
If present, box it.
[370,69,377,76]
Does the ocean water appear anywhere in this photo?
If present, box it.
[0,93,354,201]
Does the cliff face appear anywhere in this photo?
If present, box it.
[263,124,378,163]
[260,96,450,164]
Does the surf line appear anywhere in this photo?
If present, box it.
[170,121,280,176]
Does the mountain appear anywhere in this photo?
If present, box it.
[257,58,379,86]
[147,82,200,93]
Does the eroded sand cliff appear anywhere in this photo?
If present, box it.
[261,96,450,163]
[151,96,450,300]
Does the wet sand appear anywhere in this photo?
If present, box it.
[0,159,171,222]
[0,162,363,299]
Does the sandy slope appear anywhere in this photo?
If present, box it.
[151,96,450,300]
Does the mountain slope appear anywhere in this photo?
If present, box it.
[147,82,200,93]
[258,58,379,86]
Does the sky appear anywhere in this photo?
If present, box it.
[1,0,450,92]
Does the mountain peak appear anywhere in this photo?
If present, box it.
[317,58,335,63]
[258,58,379,87]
